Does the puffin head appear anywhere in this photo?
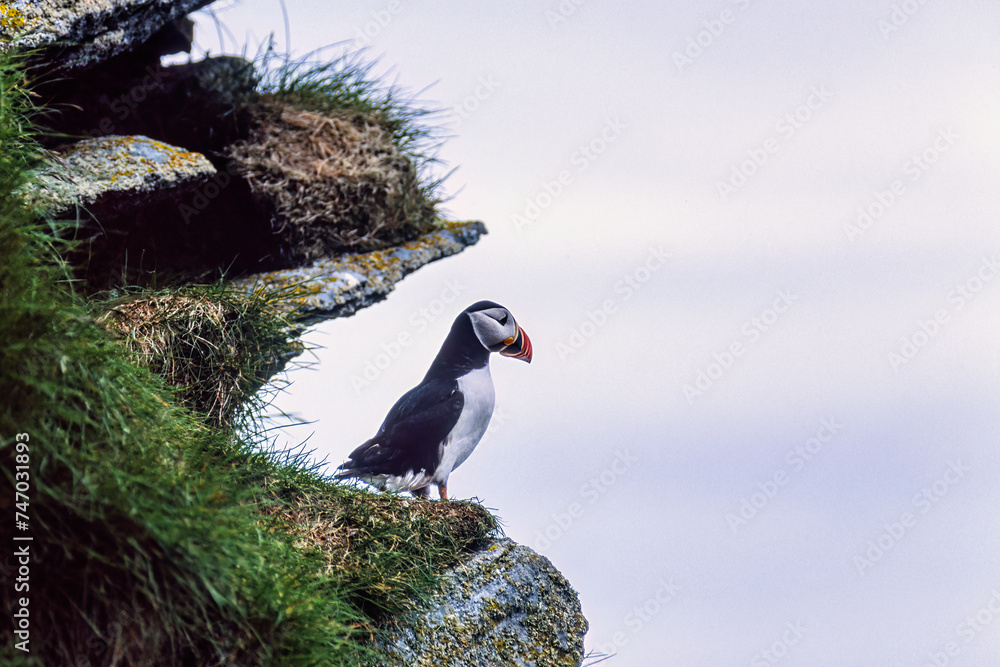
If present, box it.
[465,300,532,363]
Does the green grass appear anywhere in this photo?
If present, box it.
[219,41,454,257]
[253,38,447,172]
[250,39,455,224]
[0,51,498,666]
[91,282,304,427]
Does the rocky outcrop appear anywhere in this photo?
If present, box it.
[25,132,486,293]
[0,0,208,71]
[379,539,588,667]
[8,0,471,294]
[24,132,274,290]
[31,134,216,214]
[230,220,487,320]
[34,55,257,157]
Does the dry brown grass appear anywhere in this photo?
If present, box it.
[95,286,296,425]
[228,101,439,263]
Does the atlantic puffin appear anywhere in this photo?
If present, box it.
[334,301,532,500]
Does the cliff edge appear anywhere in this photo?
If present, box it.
[1,2,588,665]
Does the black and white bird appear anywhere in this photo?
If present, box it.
[334,301,532,500]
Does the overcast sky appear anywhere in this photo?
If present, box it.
[185,1,1000,664]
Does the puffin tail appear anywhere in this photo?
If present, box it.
[334,437,381,480]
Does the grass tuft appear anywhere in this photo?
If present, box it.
[254,39,447,168]
[92,282,302,427]
[225,40,449,259]
[264,484,500,624]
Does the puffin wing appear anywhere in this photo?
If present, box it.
[337,378,464,479]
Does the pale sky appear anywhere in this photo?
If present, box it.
[182,1,1000,664]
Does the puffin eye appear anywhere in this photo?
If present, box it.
[497,313,508,325]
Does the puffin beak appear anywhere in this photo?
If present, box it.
[500,326,532,363]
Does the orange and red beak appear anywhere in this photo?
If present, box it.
[499,325,532,363]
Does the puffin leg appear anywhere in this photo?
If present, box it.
[412,485,430,499]
[438,483,448,501]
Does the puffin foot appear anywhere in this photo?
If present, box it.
[438,483,448,501]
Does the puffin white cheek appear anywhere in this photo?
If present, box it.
[473,317,507,348]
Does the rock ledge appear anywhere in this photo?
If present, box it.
[231,220,488,321]
[379,538,588,667]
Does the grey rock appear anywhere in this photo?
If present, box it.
[0,0,214,71]
[231,220,489,322]
[28,134,216,215]
[377,539,588,667]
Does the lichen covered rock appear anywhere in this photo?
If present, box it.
[26,134,277,290]
[231,220,488,321]
[0,0,212,71]
[32,134,216,213]
[378,539,588,667]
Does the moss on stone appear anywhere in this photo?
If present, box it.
[29,134,216,212]
[378,539,588,667]
[230,219,488,321]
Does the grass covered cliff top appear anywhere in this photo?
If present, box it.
[0,50,498,666]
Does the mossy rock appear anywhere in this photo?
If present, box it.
[230,220,488,321]
[0,0,212,72]
[378,539,588,667]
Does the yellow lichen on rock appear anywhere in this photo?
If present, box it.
[230,220,487,321]
[0,0,213,70]
[378,539,588,667]
[0,4,27,35]
[28,135,216,212]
